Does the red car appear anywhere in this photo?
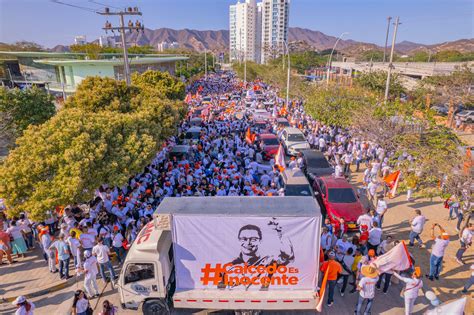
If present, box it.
[312,176,365,231]
[257,133,280,160]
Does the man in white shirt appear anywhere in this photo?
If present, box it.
[375,196,388,228]
[320,227,333,252]
[92,237,116,282]
[456,223,473,265]
[82,250,99,298]
[357,212,373,232]
[427,223,450,281]
[408,209,426,248]
[339,247,355,296]
[79,226,96,252]
[368,221,383,252]
[355,265,379,315]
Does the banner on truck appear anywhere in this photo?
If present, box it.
[172,215,319,291]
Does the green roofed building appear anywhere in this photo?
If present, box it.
[0,51,188,95]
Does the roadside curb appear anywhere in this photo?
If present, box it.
[0,275,80,304]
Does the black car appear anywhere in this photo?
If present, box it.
[301,149,334,180]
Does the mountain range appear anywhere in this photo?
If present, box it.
[52,27,473,56]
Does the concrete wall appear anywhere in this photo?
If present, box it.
[70,64,115,86]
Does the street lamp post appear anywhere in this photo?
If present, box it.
[283,41,290,106]
[326,32,348,86]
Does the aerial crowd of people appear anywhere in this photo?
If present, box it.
[0,71,471,315]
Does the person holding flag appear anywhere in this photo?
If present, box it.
[319,251,342,307]
[392,267,423,315]
[426,223,450,281]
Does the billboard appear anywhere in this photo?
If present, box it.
[172,215,319,291]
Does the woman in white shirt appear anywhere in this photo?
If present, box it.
[7,221,28,258]
[71,290,91,315]
[393,267,423,315]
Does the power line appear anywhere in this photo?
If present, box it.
[88,0,122,11]
[50,0,98,13]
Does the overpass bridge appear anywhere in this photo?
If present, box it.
[332,61,473,79]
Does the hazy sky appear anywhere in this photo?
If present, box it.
[0,0,472,48]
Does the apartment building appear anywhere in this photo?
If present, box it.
[229,0,259,63]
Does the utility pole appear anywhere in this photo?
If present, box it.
[384,16,400,102]
[99,7,144,86]
[383,16,392,64]
[284,41,290,107]
[204,49,208,79]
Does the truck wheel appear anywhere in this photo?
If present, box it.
[142,299,168,315]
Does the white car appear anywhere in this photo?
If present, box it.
[456,110,474,123]
[280,127,310,156]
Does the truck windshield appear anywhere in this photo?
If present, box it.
[124,263,155,284]
[328,188,357,203]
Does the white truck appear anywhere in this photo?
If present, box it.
[118,196,322,314]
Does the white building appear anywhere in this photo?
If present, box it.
[74,35,87,45]
[260,0,290,64]
[98,35,118,48]
[229,0,259,63]
[157,42,180,52]
[229,0,289,64]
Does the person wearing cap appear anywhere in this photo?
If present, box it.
[12,295,35,315]
[355,265,379,315]
[427,223,450,281]
[320,251,342,307]
[393,267,423,315]
[82,250,99,298]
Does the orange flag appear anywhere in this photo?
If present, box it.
[245,127,256,144]
[279,106,288,116]
[383,170,401,198]
[184,93,192,103]
[316,265,330,312]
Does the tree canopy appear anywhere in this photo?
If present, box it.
[0,86,56,149]
[0,71,185,220]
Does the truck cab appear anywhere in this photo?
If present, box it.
[118,221,175,314]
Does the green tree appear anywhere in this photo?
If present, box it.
[0,71,184,220]
[132,70,185,100]
[0,87,56,146]
[354,70,405,98]
[359,50,384,62]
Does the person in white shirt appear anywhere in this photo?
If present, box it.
[456,223,473,265]
[375,196,388,228]
[82,250,99,298]
[427,223,450,281]
[39,227,57,273]
[357,212,373,232]
[12,295,35,315]
[339,247,355,296]
[92,237,116,282]
[393,267,423,315]
[368,221,382,252]
[355,265,379,315]
[67,231,81,268]
[320,227,333,252]
[367,179,379,205]
[111,228,125,264]
[408,209,425,248]
[79,227,95,252]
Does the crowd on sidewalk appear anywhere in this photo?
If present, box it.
[1,71,472,315]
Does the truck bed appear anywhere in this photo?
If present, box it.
[173,289,318,310]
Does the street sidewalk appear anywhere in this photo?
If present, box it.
[0,247,80,303]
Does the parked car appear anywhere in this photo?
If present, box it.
[253,119,270,132]
[431,105,448,116]
[168,145,192,160]
[312,176,365,230]
[279,169,313,197]
[252,109,272,121]
[301,149,334,180]
[183,126,202,144]
[456,110,474,123]
[189,117,203,126]
[256,133,280,160]
[280,127,310,156]
[276,117,290,128]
